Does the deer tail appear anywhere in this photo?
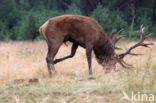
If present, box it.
[38,26,48,40]
[39,27,43,35]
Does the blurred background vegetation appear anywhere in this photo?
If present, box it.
[0,0,155,40]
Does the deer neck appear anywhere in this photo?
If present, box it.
[93,35,115,63]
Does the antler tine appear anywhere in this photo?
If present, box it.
[116,28,124,34]
[143,33,154,40]
[113,35,125,50]
[118,25,153,59]
[110,29,125,50]
[110,29,117,35]
[113,29,124,43]
[113,35,125,44]
[140,24,145,33]
[117,58,133,68]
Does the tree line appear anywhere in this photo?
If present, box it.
[0,0,155,40]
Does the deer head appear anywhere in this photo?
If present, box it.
[104,25,153,73]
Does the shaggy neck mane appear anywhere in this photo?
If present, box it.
[93,34,115,64]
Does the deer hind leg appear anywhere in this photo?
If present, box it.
[86,44,93,75]
[54,43,78,64]
[46,42,62,77]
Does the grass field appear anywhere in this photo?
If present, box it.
[0,40,155,103]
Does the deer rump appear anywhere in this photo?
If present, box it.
[39,15,153,76]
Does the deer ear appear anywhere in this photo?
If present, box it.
[116,28,124,35]
[110,29,118,35]
[110,29,118,39]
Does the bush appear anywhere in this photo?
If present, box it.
[0,21,11,40]
[136,8,156,37]
[13,9,62,40]
[0,1,155,40]
[91,5,128,33]
[64,3,82,15]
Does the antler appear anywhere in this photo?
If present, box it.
[110,29,125,50]
[116,25,153,68]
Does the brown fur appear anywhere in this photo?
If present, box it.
[39,15,115,76]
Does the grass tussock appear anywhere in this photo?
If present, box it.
[0,40,155,103]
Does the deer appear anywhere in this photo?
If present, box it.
[39,15,153,76]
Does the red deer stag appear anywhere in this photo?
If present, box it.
[39,15,153,76]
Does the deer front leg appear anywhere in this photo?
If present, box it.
[54,43,78,64]
[86,45,93,75]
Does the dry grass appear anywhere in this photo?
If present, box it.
[0,40,155,103]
